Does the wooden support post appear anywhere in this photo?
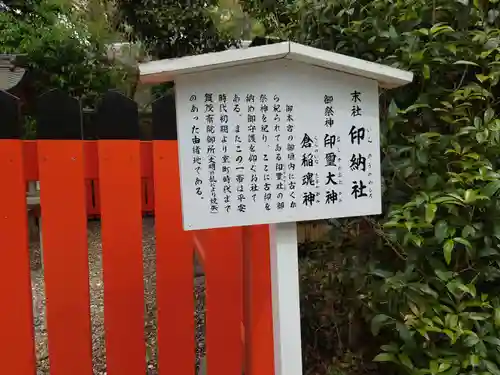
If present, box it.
[270,222,303,375]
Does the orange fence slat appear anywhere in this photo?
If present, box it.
[23,140,38,181]
[142,177,155,214]
[84,141,99,179]
[200,227,243,375]
[0,140,37,375]
[141,141,153,178]
[243,225,275,375]
[37,140,93,375]
[98,140,146,375]
[85,179,100,216]
[153,141,194,375]
[92,179,102,216]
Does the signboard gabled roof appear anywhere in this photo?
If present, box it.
[139,41,413,89]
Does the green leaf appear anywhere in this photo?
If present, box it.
[371,314,391,336]
[485,108,495,123]
[435,220,448,243]
[442,329,455,342]
[445,313,458,328]
[398,353,413,369]
[445,44,457,54]
[436,269,453,281]
[402,103,430,113]
[380,343,399,353]
[388,99,399,118]
[474,116,483,128]
[409,303,420,316]
[464,189,477,203]
[464,152,480,160]
[495,308,500,327]
[453,237,472,250]
[425,203,437,223]
[458,283,476,297]
[383,220,400,228]
[484,336,500,346]
[416,149,428,164]
[443,240,454,265]
[462,225,475,238]
[476,73,490,83]
[476,131,488,143]
[454,60,480,66]
[410,234,423,247]
[433,194,465,205]
[494,223,500,239]
[396,321,415,347]
[414,283,438,298]
[373,353,395,362]
[465,311,486,320]
[484,360,500,375]
[478,247,498,257]
[403,166,414,178]
[389,25,398,40]
[470,354,480,367]
[441,366,460,375]
[427,174,440,189]
[423,64,430,79]
[423,131,441,137]
[430,360,439,375]
[482,181,500,197]
[430,24,454,36]
[463,332,480,347]
[439,363,451,372]
[370,269,393,278]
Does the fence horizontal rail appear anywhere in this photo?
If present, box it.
[21,140,332,242]
[22,140,154,181]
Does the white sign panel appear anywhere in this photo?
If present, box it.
[175,60,381,231]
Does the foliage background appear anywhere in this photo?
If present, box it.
[237,0,500,374]
[0,0,131,106]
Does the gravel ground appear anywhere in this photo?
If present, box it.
[30,217,205,375]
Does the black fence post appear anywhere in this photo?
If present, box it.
[95,90,139,140]
[152,93,177,141]
[35,89,83,140]
[0,90,22,139]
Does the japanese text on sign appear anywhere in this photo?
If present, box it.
[175,61,382,230]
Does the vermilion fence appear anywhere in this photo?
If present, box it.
[0,89,275,375]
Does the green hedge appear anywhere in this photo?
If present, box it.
[240,0,500,374]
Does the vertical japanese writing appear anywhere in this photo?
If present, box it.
[235,94,246,212]
[324,93,334,128]
[190,94,204,200]
[248,94,258,205]
[285,103,297,209]
[313,133,320,196]
[349,90,373,200]
[219,93,231,213]
[323,94,341,205]
[273,94,285,211]
[205,93,218,213]
[300,132,317,207]
[260,94,272,212]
